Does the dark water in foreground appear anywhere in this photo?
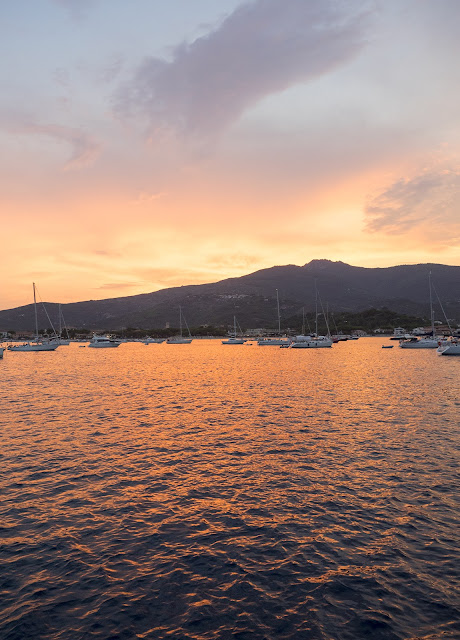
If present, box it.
[1,338,459,639]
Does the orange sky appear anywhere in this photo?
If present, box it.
[2,1,460,309]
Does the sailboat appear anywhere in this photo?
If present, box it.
[290,283,332,348]
[52,304,71,345]
[399,273,439,349]
[257,289,290,346]
[8,283,58,351]
[167,306,193,344]
[222,316,246,344]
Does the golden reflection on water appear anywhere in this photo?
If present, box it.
[1,338,459,639]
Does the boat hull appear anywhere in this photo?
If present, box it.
[8,343,58,351]
[399,339,438,349]
[88,343,120,348]
[290,341,332,348]
[437,343,460,355]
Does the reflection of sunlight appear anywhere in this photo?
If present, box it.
[2,337,459,637]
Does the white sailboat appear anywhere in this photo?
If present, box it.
[290,335,332,348]
[258,289,290,346]
[8,284,59,352]
[52,304,71,345]
[222,316,246,344]
[399,274,439,349]
[290,283,332,348]
[167,306,193,344]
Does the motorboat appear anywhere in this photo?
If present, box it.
[88,334,121,348]
[142,337,165,344]
[437,339,460,356]
[222,336,246,345]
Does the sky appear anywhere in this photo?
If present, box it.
[1,0,460,309]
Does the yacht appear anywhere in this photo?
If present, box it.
[437,339,460,356]
[88,334,121,348]
[142,337,165,344]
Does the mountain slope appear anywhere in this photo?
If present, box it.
[1,260,459,331]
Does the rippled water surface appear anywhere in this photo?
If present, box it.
[1,338,459,639]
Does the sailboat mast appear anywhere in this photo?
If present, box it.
[315,280,318,336]
[276,289,281,335]
[429,272,435,337]
[58,303,62,338]
[33,282,39,341]
[179,306,183,338]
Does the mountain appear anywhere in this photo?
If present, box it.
[1,260,459,332]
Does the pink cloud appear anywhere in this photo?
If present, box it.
[365,166,460,245]
[2,116,100,169]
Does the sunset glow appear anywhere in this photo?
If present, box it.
[2,0,460,309]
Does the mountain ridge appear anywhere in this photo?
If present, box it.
[1,260,459,331]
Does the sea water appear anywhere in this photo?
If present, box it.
[1,338,459,639]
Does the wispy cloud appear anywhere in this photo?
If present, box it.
[95,281,141,291]
[114,0,371,139]
[365,166,460,241]
[129,191,167,205]
[53,0,97,21]
[1,114,100,169]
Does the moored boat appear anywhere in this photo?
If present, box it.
[7,283,59,352]
[167,306,193,344]
[88,334,121,348]
[437,339,460,356]
[290,335,332,348]
[399,336,439,349]
[222,316,246,344]
[258,289,289,346]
